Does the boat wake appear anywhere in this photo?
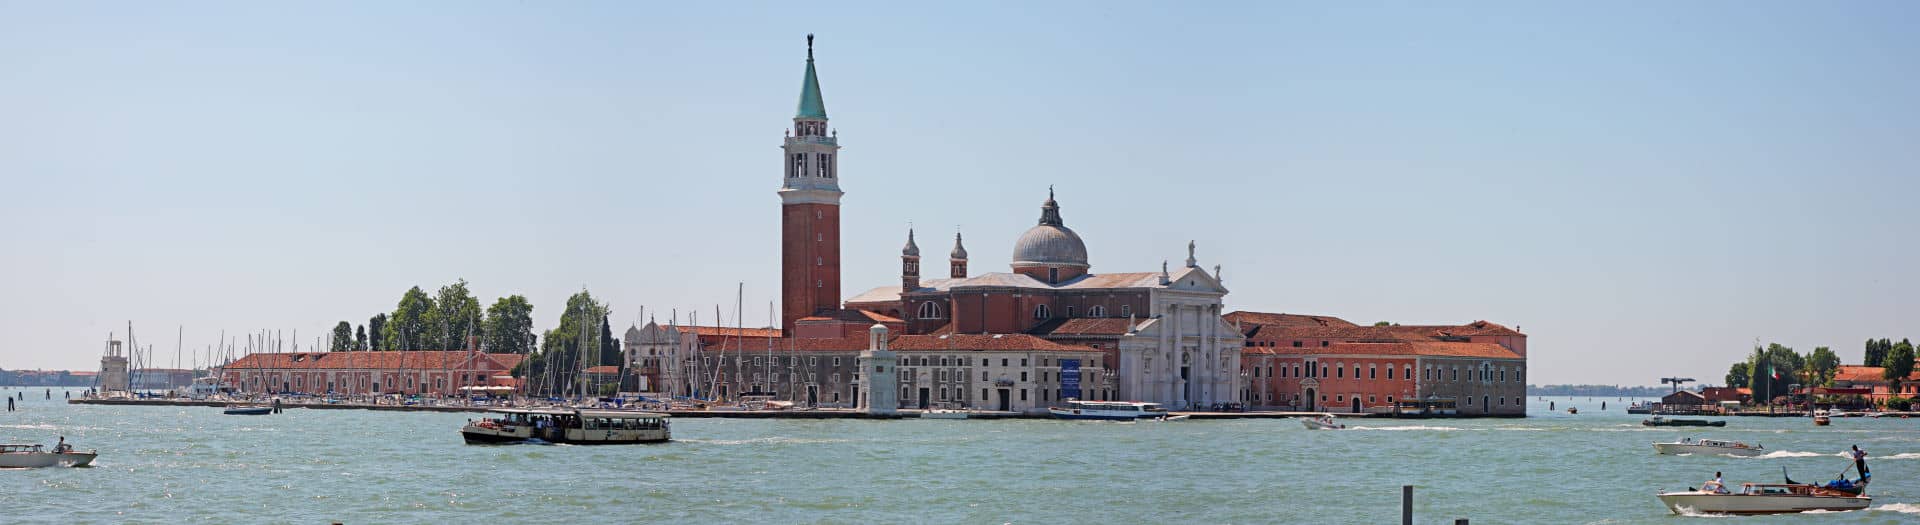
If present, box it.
[682,437,853,446]
[1736,450,1836,459]
[1671,505,1733,518]
[1348,425,1462,431]
[1877,452,1920,460]
[1872,503,1920,515]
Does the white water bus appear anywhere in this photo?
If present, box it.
[461,408,670,445]
[1047,401,1169,421]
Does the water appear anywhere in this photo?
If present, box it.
[5,390,1920,524]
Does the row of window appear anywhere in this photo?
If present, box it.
[914,302,1136,321]
[1255,360,1524,384]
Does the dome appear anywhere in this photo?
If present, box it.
[1010,189,1089,269]
[1012,225,1089,268]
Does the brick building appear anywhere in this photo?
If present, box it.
[1231,312,1528,415]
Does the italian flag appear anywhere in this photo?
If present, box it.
[1770,365,1779,380]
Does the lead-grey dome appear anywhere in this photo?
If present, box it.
[1010,190,1089,269]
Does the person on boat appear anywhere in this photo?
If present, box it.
[1850,445,1870,482]
[53,436,70,454]
[1702,472,1728,494]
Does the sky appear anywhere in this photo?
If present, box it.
[2,2,1916,385]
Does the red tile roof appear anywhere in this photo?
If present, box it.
[1029,318,1134,336]
[1245,341,1522,359]
[675,326,782,338]
[223,351,522,371]
[1835,365,1882,383]
[583,366,619,375]
[1225,311,1357,328]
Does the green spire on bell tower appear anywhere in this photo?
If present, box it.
[796,34,828,119]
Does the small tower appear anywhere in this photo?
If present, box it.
[949,231,969,278]
[858,324,898,415]
[901,228,921,291]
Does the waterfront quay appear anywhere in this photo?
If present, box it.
[67,396,1393,419]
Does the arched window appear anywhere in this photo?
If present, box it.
[1336,363,1344,378]
[1034,304,1051,319]
[1088,305,1107,318]
[1369,364,1377,379]
[917,302,943,319]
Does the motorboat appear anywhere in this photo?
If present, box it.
[1301,414,1346,430]
[1627,402,1653,414]
[1046,401,1169,421]
[1567,407,1578,415]
[1653,438,1765,457]
[1643,415,1725,427]
[920,409,971,420]
[0,443,96,468]
[1657,483,1869,515]
[223,401,276,415]
[462,408,670,445]
[1813,409,1831,426]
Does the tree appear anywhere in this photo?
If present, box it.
[384,286,438,350]
[330,322,353,352]
[1866,338,1892,367]
[1805,347,1840,387]
[1885,340,1916,383]
[433,278,482,350]
[1725,362,1750,388]
[354,325,368,351]
[367,313,388,351]
[481,295,537,354]
[599,315,620,368]
[1747,343,1804,403]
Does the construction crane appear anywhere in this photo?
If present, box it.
[1661,377,1696,393]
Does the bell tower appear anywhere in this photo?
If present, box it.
[780,34,843,335]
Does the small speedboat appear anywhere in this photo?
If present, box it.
[1813,409,1831,426]
[1301,414,1345,430]
[0,443,96,468]
[1657,483,1869,515]
[223,405,274,415]
[1643,415,1725,427]
[1654,438,1765,457]
[920,409,970,420]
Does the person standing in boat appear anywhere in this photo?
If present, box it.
[1851,445,1870,482]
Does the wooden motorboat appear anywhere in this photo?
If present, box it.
[1301,414,1346,430]
[1658,483,1868,515]
[223,405,274,415]
[1643,415,1725,427]
[462,408,670,445]
[1813,409,1831,426]
[1653,438,1765,457]
[0,443,96,468]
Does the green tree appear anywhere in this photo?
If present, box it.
[367,313,388,351]
[1747,343,1804,403]
[1884,340,1916,383]
[330,322,353,352]
[1805,347,1840,386]
[354,325,368,351]
[433,278,482,350]
[1725,361,1751,388]
[481,295,537,354]
[1866,338,1891,367]
[529,290,610,397]
[384,286,438,350]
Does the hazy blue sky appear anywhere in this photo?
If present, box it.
[3,2,1916,385]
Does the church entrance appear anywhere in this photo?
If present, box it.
[1304,388,1316,411]
[996,389,1011,411]
[918,388,931,409]
[1180,366,1191,408]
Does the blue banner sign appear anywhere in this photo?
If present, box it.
[1060,359,1081,400]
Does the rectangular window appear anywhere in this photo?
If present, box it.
[1020,389,1028,401]
[1002,359,1009,367]
[982,371,989,381]
[1369,367,1376,379]
[1021,359,1028,367]
[1386,367,1393,379]
[1122,305,1131,317]
[1021,372,1028,382]
[833,357,841,366]
[1065,306,1075,317]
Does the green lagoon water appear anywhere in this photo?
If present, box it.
[5,389,1920,524]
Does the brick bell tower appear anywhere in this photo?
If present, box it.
[780,34,842,336]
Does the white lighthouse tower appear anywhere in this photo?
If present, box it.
[857,324,898,415]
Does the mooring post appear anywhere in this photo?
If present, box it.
[1402,485,1413,525]
[1455,519,1469,525]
